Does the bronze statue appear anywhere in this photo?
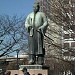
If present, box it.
[25,2,48,65]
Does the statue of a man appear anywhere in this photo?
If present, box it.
[25,2,48,65]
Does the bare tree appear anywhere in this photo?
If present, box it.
[0,15,28,57]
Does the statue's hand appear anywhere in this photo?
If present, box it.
[38,27,41,30]
[28,26,32,29]
[38,27,44,35]
[37,28,42,33]
[28,26,32,32]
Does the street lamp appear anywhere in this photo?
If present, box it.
[16,49,19,70]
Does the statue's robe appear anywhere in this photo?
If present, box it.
[25,12,48,64]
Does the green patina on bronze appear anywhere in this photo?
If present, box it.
[25,2,48,65]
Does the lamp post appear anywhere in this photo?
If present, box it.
[16,49,19,70]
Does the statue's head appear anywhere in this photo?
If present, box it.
[33,2,40,13]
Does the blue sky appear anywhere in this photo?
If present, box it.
[0,0,35,56]
[0,0,35,17]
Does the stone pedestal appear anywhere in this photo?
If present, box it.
[19,65,48,75]
[9,69,48,75]
[8,65,48,75]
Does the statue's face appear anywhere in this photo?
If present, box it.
[33,4,39,13]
